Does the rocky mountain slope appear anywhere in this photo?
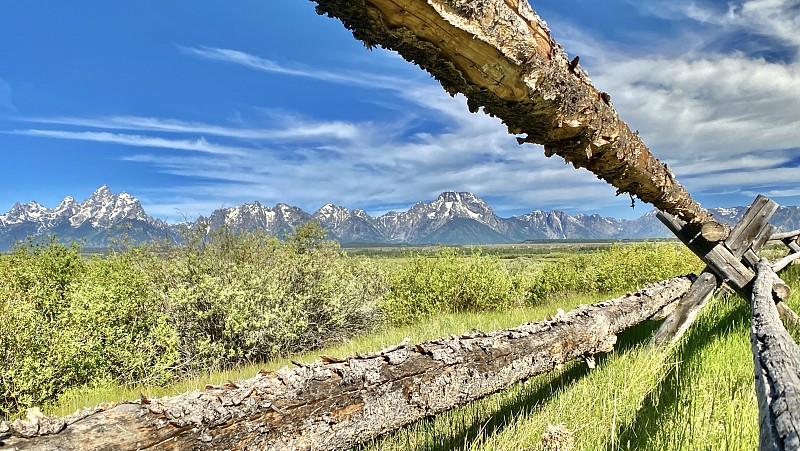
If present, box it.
[2,187,799,250]
[0,186,175,250]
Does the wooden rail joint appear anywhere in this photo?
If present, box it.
[651,195,796,346]
[658,195,787,300]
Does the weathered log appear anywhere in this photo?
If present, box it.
[750,260,800,450]
[725,195,778,258]
[770,230,800,242]
[1,277,694,451]
[650,270,718,347]
[773,252,800,273]
[658,211,755,289]
[776,302,800,330]
[654,198,800,337]
[311,0,712,224]
[701,221,731,242]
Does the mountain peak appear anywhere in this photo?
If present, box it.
[94,185,112,196]
[437,191,476,202]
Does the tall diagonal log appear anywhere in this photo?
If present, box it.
[1,277,694,451]
[751,260,800,450]
[312,0,712,224]
[650,270,718,346]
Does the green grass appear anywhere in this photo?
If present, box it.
[358,267,800,451]
[354,293,762,451]
[47,278,791,450]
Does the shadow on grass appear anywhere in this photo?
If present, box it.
[359,317,662,451]
[604,295,749,451]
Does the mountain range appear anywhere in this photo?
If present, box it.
[1,186,799,251]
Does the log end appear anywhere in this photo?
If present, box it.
[773,282,792,303]
[701,220,731,242]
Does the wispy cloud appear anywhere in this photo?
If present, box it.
[180,46,411,91]
[682,0,800,49]
[10,130,249,155]
[573,0,800,186]
[23,115,362,141]
[10,6,800,221]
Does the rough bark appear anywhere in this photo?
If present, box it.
[311,0,712,224]
[1,277,693,451]
[751,260,800,451]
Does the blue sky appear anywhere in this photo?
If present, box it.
[1,1,798,222]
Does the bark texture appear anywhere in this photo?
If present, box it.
[311,0,711,224]
[1,277,693,451]
[751,260,800,451]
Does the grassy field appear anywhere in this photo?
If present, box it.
[51,266,800,450]
[4,232,798,450]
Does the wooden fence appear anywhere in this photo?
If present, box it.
[2,1,799,449]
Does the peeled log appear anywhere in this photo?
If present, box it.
[1,276,693,451]
[751,260,800,450]
[312,0,712,224]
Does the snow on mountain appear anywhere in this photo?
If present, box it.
[312,204,383,243]
[0,186,175,250]
[200,201,311,236]
[68,186,151,228]
[2,187,799,250]
[370,191,508,243]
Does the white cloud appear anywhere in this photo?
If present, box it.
[683,0,800,49]
[93,84,629,218]
[599,54,800,157]
[180,46,414,91]
[13,5,800,221]
[576,1,800,189]
[23,115,362,141]
[11,130,249,155]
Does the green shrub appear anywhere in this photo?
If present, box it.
[0,225,386,418]
[0,239,175,418]
[137,223,385,373]
[383,247,515,325]
[515,242,702,305]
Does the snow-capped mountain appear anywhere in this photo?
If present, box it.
[374,191,508,244]
[0,186,175,250]
[312,204,384,243]
[507,210,600,240]
[199,201,311,237]
[2,187,799,250]
[195,192,800,244]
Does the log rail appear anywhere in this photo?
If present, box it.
[752,260,800,450]
[0,277,694,450]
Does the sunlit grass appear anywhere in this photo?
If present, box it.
[37,258,800,450]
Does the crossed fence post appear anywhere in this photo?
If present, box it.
[652,195,800,449]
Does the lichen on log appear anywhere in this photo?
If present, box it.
[311,0,711,224]
[1,276,693,451]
